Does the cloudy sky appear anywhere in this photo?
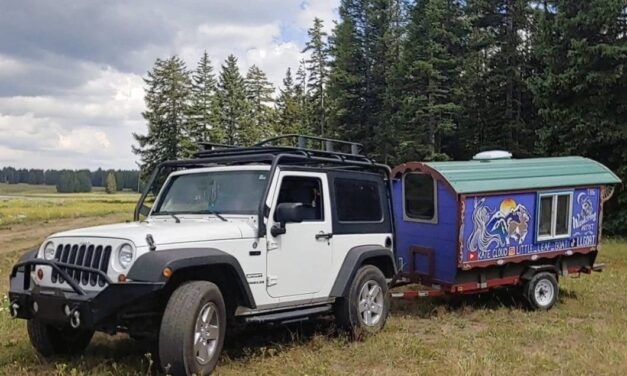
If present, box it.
[0,0,337,170]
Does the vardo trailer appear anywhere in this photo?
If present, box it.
[390,153,621,308]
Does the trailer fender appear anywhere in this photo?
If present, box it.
[520,264,559,281]
[330,245,396,298]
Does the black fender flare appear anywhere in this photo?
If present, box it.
[520,264,560,281]
[127,248,256,308]
[329,245,396,298]
[18,249,38,263]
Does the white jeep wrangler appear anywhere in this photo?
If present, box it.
[9,136,396,375]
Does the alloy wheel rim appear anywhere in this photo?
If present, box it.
[358,280,384,326]
[194,302,220,365]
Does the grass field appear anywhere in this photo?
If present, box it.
[0,186,626,375]
[0,183,138,227]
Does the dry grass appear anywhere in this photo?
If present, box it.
[0,190,625,375]
[0,183,138,227]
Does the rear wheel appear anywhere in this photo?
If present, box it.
[524,272,558,310]
[27,319,94,357]
[335,265,390,337]
[159,281,226,376]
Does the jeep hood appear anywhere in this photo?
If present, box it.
[49,219,257,248]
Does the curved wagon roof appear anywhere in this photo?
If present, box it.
[391,156,621,194]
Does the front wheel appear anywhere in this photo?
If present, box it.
[335,265,390,337]
[524,272,559,310]
[159,281,226,376]
[27,319,94,357]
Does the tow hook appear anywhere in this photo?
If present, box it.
[9,301,19,319]
[69,309,81,329]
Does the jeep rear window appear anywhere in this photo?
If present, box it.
[334,178,382,222]
[153,171,268,215]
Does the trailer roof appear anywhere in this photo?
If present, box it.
[393,156,621,194]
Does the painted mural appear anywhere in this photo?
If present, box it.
[462,188,600,264]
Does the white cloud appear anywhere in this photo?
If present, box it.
[297,0,338,32]
[0,0,338,170]
[0,54,25,76]
[58,128,112,153]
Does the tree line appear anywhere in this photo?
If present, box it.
[134,0,626,234]
[0,167,141,193]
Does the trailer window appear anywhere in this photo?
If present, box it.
[537,192,573,240]
[404,173,436,222]
[335,178,382,222]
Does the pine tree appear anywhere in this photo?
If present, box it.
[189,51,222,145]
[328,0,403,158]
[276,68,308,136]
[303,18,330,136]
[327,0,367,143]
[460,0,536,156]
[133,56,192,180]
[294,61,311,133]
[215,55,249,146]
[105,172,117,194]
[244,65,276,144]
[530,0,627,234]
[395,0,466,161]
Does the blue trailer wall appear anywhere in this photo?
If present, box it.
[393,180,459,284]
[460,187,600,265]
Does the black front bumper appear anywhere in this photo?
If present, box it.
[9,258,164,329]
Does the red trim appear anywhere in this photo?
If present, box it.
[451,276,520,293]
[390,162,457,193]
[391,275,522,299]
[460,247,597,270]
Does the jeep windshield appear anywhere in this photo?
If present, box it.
[152,170,269,216]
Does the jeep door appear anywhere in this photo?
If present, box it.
[266,171,333,298]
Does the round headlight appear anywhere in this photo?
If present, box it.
[43,242,56,260]
[118,243,134,269]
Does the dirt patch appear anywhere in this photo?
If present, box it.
[0,213,131,255]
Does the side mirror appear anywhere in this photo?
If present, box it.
[271,203,305,236]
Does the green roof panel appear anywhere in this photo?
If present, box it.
[424,156,621,194]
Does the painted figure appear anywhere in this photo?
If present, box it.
[467,198,503,253]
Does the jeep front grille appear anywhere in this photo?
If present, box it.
[51,244,112,287]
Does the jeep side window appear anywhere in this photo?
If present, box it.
[334,178,382,222]
[275,176,323,221]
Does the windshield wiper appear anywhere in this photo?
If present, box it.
[151,212,181,223]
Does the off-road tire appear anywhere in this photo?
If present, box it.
[159,281,226,376]
[524,272,559,311]
[335,265,390,337]
[27,319,94,357]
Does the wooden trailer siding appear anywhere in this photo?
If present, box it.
[392,179,459,284]
[459,187,601,269]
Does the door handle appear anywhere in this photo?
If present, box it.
[315,232,333,240]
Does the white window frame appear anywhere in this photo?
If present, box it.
[536,191,573,241]
[402,172,438,224]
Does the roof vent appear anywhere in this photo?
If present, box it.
[473,150,512,161]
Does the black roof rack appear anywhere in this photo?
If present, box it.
[196,134,367,163]
[134,134,392,231]
[188,134,380,170]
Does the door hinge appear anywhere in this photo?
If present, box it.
[267,240,279,251]
[267,275,278,286]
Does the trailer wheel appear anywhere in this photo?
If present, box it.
[335,265,390,337]
[27,319,94,357]
[159,281,226,376]
[524,272,558,310]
